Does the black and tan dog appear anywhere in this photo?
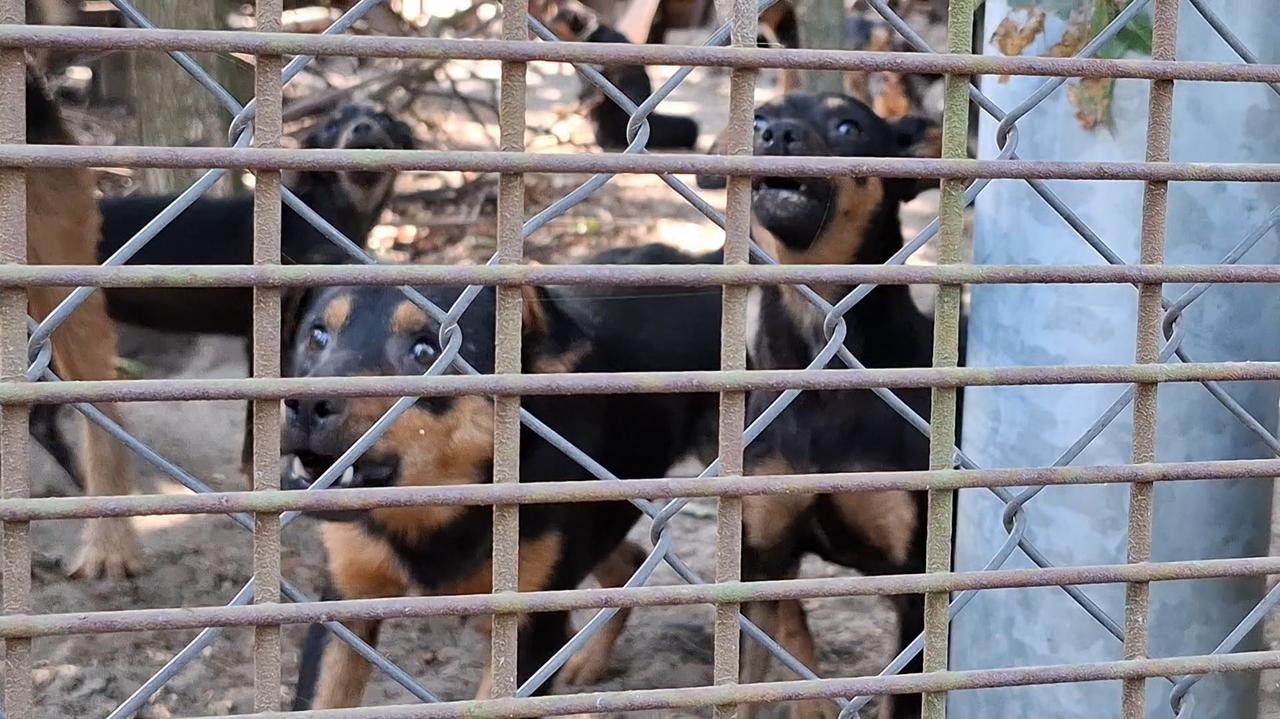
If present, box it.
[283,272,720,708]
[574,93,943,718]
[28,103,414,486]
[735,93,947,719]
[25,66,141,578]
[537,0,701,151]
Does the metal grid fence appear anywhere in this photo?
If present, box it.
[1,0,1280,717]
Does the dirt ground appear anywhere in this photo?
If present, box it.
[12,18,1279,719]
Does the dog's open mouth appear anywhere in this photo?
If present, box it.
[283,451,399,490]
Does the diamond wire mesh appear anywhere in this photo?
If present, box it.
[0,0,1277,717]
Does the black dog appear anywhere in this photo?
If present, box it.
[540,0,700,151]
[29,104,413,486]
[284,272,718,708]
[579,93,944,718]
[733,92,948,719]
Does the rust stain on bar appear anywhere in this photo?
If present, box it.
[0,145,1277,182]
[4,557,1280,639]
[7,362,1280,404]
[1,26,1279,83]
[250,0,284,710]
[166,652,1280,718]
[6,458,1280,522]
[7,262,1280,287]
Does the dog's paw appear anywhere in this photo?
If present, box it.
[68,518,144,579]
[559,639,613,686]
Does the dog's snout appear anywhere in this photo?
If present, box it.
[291,398,347,429]
[349,119,375,139]
[756,118,808,156]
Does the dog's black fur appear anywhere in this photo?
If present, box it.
[29,104,413,486]
[736,92,951,719]
[284,271,718,709]
[542,0,700,151]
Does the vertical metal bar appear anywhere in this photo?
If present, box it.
[490,0,527,699]
[251,0,284,711]
[0,0,29,715]
[1122,1,1177,716]
[923,0,973,717]
[712,0,756,714]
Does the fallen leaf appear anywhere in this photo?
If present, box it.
[1067,77,1115,130]
[991,8,1047,57]
[1046,14,1091,57]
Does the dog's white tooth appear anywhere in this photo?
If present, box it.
[341,466,355,487]
[292,456,312,480]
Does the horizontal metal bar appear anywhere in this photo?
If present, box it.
[3,26,1280,84]
[10,263,1280,288]
[8,362,1280,404]
[5,458,1279,522]
[186,651,1280,718]
[1,145,1277,182]
[2,557,1278,639]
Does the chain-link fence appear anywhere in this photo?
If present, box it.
[1,0,1280,717]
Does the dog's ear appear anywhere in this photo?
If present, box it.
[886,114,942,202]
[519,282,591,373]
[386,116,416,150]
[694,128,728,190]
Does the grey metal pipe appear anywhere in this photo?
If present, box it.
[951,1,1280,717]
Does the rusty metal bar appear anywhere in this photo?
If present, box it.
[0,0,28,713]
[3,25,1280,83]
[922,0,973,714]
[1,145,1279,181]
[1122,2,1179,716]
[180,650,1280,719]
[13,362,1280,405]
[11,261,1280,288]
[9,458,1280,522]
[712,0,755,712]
[490,0,528,698]
[6,556,1280,640]
[251,0,284,711]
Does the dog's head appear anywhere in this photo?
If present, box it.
[293,103,415,217]
[532,0,597,41]
[280,283,584,531]
[745,92,939,263]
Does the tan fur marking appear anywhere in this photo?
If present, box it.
[561,540,648,685]
[776,599,836,719]
[321,522,411,600]
[323,294,352,332]
[742,455,816,551]
[520,284,546,337]
[311,618,381,709]
[342,395,495,542]
[829,490,917,566]
[390,299,427,336]
[27,86,141,579]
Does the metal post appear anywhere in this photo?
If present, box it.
[951,1,1280,717]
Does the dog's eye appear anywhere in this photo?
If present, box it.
[308,326,330,351]
[752,115,769,133]
[834,119,862,136]
[411,339,436,364]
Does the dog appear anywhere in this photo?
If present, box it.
[283,270,720,708]
[538,0,701,151]
[734,92,947,719]
[571,93,943,717]
[25,66,141,578]
[27,103,414,486]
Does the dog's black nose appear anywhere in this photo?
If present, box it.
[349,120,375,139]
[288,398,346,431]
[756,118,808,156]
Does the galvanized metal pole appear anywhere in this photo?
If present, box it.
[952,1,1280,718]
